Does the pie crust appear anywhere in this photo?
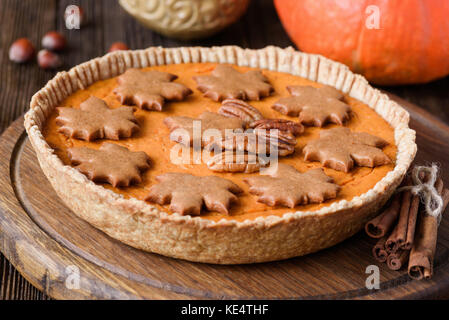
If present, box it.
[24,46,416,264]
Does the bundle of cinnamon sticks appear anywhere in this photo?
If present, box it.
[365,170,449,280]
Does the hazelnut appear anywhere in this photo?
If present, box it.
[108,42,129,53]
[9,38,35,63]
[42,31,67,51]
[37,50,62,70]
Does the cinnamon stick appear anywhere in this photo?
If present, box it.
[385,184,412,253]
[408,188,449,280]
[402,193,420,250]
[387,249,410,271]
[365,194,401,238]
[372,236,389,262]
[386,176,431,253]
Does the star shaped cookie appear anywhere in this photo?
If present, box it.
[164,111,244,147]
[146,173,243,215]
[244,164,340,208]
[193,65,274,101]
[56,96,139,141]
[272,85,351,127]
[114,68,192,111]
[68,143,151,187]
[303,127,391,172]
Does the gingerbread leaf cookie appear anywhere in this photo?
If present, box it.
[68,143,151,187]
[146,173,243,215]
[164,111,244,146]
[56,96,139,141]
[193,65,274,101]
[244,163,339,208]
[114,68,192,111]
[303,127,391,172]
[272,85,351,127]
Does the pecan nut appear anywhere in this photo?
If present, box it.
[218,99,264,126]
[205,132,256,153]
[249,119,304,136]
[206,151,266,173]
[254,129,296,156]
[206,130,296,157]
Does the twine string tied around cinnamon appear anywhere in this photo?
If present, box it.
[397,164,444,224]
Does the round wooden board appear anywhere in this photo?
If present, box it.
[1,94,449,300]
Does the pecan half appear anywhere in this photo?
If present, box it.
[254,129,296,156]
[206,130,296,157]
[249,119,304,136]
[206,151,267,173]
[218,99,264,127]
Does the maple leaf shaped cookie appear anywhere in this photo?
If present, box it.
[272,85,351,127]
[56,96,139,141]
[164,111,244,146]
[146,173,243,215]
[244,163,340,208]
[113,68,192,111]
[193,65,274,101]
[303,127,391,172]
[68,143,151,187]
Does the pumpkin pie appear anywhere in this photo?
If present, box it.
[24,46,416,264]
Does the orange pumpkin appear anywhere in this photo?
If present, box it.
[274,0,449,85]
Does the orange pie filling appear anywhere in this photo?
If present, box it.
[42,63,397,222]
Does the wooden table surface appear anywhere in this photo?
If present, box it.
[0,0,448,300]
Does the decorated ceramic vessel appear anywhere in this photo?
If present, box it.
[119,0,251,40]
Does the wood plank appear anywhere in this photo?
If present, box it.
[0,0,56,133]
[0,0,57,300]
